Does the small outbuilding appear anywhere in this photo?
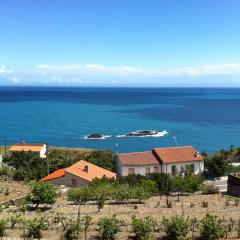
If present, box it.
[227,173,240,197]
[9,142,48,158]
[42,160,116,187]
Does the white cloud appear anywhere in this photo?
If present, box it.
[36,64,142,75]
[2,63,240,86]
[0,65,12,74]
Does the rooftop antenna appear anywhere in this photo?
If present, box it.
[173,136,178,146]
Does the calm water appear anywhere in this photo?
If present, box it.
[0,87,240,153]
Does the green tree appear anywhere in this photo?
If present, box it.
[26,182,57,209]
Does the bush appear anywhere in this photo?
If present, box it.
[8,213,22,229]
[162,216,190,240]
[25,217,48,239]
[61,219,78,240]
[200,214,228,240]
[26,182,57,209]
[97,216,122,240]
[132,216,155,240]
[67,187,93,204]
[0,219,7,239]
[201,184,219,194]
[81,215,92,240]
[97,194,105,212]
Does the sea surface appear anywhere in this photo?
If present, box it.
[0,87,240,154]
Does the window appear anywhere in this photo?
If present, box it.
[154,167,159,173]
[128,168,135,175]
[71,179,77,186]
[145,167,150,175]
[171,165,177,174]
[189,164,195,173]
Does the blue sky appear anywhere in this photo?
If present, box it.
[1,0,240,86]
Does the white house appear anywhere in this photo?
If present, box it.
[9,143,48,158]
[116,146,204,176]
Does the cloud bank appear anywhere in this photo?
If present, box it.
[1,63,240,87]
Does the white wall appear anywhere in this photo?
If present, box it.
[162,161,204,175]
[119,164,161,176]
[40,144,47,158]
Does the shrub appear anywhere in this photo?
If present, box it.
[8,213,22,229]
[61,219,78,240]
[97,216,122,240]
[26,182,57,209]
[200,214,228,240]
[0,219,7,239]
[202,200,208,208]
[162,215,190,240]
[132,216,155,240]
[67,187,93,204]
[25,217,48,239]
[81,215,92,240]
[97,194,105,212]
[201,184,219,194]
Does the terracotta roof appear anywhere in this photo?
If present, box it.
[9,143,46,152]
[43,160,116,182]
[118,151,160,166]
[153,146,204,164]
[42,168,65,181]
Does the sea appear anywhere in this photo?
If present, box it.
[0,87,240,154]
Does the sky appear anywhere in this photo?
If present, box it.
[1,0,240,87]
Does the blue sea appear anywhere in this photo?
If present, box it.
[0,87,240,154]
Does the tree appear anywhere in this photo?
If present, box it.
[162,216,190,240]
[67,187,93,239]
[98,193,105,212]
[81,215,92,240]
[26,182,57,209]
[204,153,228,178]
[3,151,47,180]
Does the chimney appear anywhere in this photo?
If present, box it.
[83,165,89,173]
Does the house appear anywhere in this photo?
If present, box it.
[116,146,204,176]
[42,160,116,187]
[227,173,240,197]
[9,142,48,158]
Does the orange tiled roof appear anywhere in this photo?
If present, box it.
[118,151,160,166]
[153,146,204,164]
[43,160,116,182]
[9,143,45,152]
[42,168,65,181]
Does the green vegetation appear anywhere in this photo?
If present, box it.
[204,145,240,178]
[0,219,7,240]
[97,216,122,240]
[162,216,190,240]
[1,147,114,181]
[26,182,57,209]
[48,147,114,172]
[200,214,228,240]
[132,216,156,240]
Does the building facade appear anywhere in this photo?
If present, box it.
[116,146,204,176]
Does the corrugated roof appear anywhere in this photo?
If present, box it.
[117,151,160,166]
[153,146,204,163]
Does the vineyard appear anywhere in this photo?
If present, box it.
[1,179,240,239]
